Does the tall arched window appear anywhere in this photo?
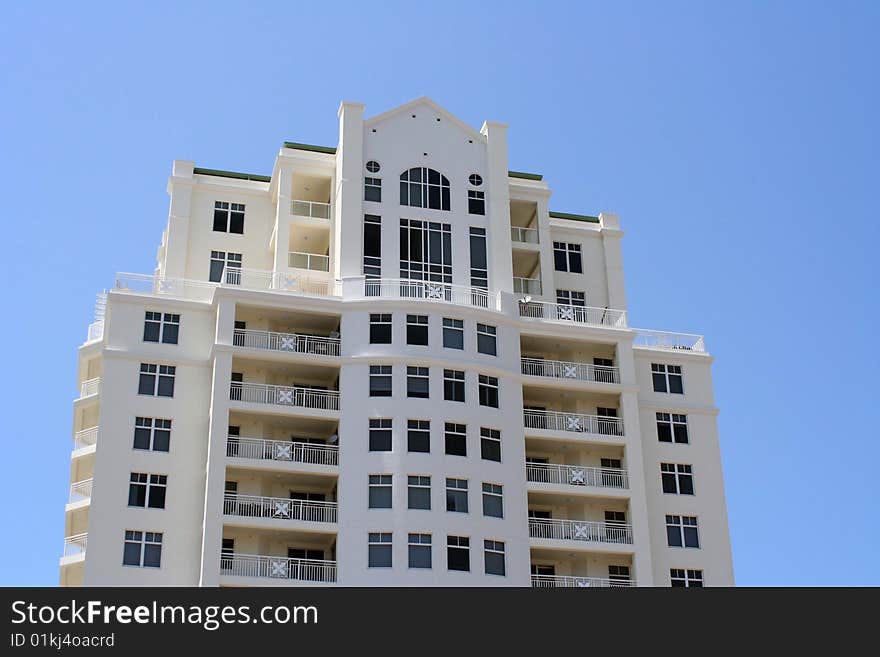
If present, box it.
[400,167,451,211]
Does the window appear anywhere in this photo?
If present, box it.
[468,173,483,186]
[122,531,162,568]
[365,160,381,173]
[363,214,382,281]
[368,532,392,567]
[478,375,499,408]
[369,365,392,397]
[555,290,586,320]
[364,177,382,202]
[469,227,488,290]
[609,565,631,585]
[476,323,497,356]
[444,422,467,456]
[553,242,583,273]
[399,219,452,284]
[601,458,624,487]
[128,473,167,509]
[369,418,392,452]
[407,419,430,453]
[657,412,689,444]
[481,483,503,518]
[671,568,704,587]
[213,201,245,234]
[220,538,234,571]
[480,427,501,462]
[368,475,392,509]
[408,533,432,569]
[652,364,684,394]
[442,318,464,349]
[133,417,171,452]
[593,357,615,383]
[400,167,450,211]
[407,366,429,398]
[443,369,465,402]
[596,407,622,436]
[468,190,485,215]
[369,313,392,344]
[446,536,470,572]
[143,312,180,344]
[138,363,175,397]
[406,314,429,345]
[209,251,242,284]
[666,515,700,548]
[445,478,468,513]
[661,463,695,495]
[407,475,431,510]
[483,540,505,576]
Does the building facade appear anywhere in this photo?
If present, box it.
[61,97,734,588]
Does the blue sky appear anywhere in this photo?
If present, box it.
[1,1,877,586]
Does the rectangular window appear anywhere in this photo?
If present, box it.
[138,364,175,397]
[364,177,382,203]
[369,365,392,397]
[209,251,242,284]
[400,219,452,284]
[133,417,171,452]
[444,422,467,456]
[407,419,430,453]
[445,478,468,513]
[553,242,583,273]
[369,314,392,344]
[652,363,684,394]
[442,318,464,349]
[468,190,485,215]
[407,475,431,510]
[122,530,162,568]
[656,412,689,444]
[406,366,429,398]
[213,201,245,234]
[443,369,465,402]
[369,418,392,452]
[476,323,497,356]
[469,227,488,290]
[609,565,631,585]
[363,214,382,280]
[661,463,695,495]
[481,483,503,518]
[368,474,392,509]
[666,515,700,548]
[220,538,234,570]
[406,314,429,346]
[368,532,392,568]
[670,568,704,588]
[483,539,505,576]
[408,533,432,569]
[478,374,499,408]
[447,535,470,572]
[143,312,180,344]
[480,427,501,462]
[127,473,167,509]
[555,290,587,322]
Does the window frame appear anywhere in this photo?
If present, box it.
[369,418,393,452]
[406,366,430,398]
[368,474,393,509]
[406,314,429,346]
[369,365,393,397]
[483,539,506,576]
[476,323,497,356]
[122,530,163,568]
[442,318,464,349]
[407,475,432,510]
[480,427,502,462]
[367,532,392,568]
[481,482,504,518]
[445,478,469,513]
[133,417,171,452]
[408,533,432,569]
[369,313,392,344]
[213,201,245,234]
[443,369,465,402]
[407,419,430,453]
[444,422,467,457]
[478,374,499,408]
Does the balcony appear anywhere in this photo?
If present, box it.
[361,279,500,311]
[529,518,633,545]
[223,494,338,525]
[524,409,624,438]
[288,251,330,272]
[510,226,539,244]
[73,427,98,451]
[62,533,88,561]
[633,329,706,353]
[68,479,93,505]
[531,574,635,588]
[230,382,339,412]
[233,329,340,357]
[513,277,542,296]
[79,377,101,399]
[290,199,331,220]
[526,463,629,490]
[227,436,339,467]
[521,357,620,385]
[221,553,336,583]
[519,301,628,329]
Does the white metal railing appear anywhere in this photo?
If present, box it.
[79,378,101,398]
[227,437,339,466]
[63,533,88,559]
[73,427,98,450]
[521,357,621,384]
[531,575,635,588]
[69,479,93,504]
[513,277,543,295]
[86,320,104,343]
[221,553,336,583]
[288,251,330,272]
[518,301,628,328]
[114,271,340,302]
[115,272,217,302]
[523,409,624,437]
[511,226,540,244]
[362,278,500,311]
[633,329,706,353]
[230,382,340,411]
[223,494,338,523]
[233,329,340,356]
[529,518,633,544]
[290,199,331,220]
[526,463,629,489]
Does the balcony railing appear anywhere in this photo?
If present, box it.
[523,409,624,437]
[221,553,336,583]
[362,278,500,311]
[73,427,98,450]
[230,382,340,411]
[531,574,635,588]
[86,320,104,343]
[79,377,101,399]
[63,533,88,559]
[68,479,93,504]
[526,463,629,489]
[226,436,339,467]
[513,277,543,295]
[233,329,340,357]
[519,301,628,328]
[521,357,621,384]
[223,494,338,524]
[511,226,540,244]
[288,251,330,272]
[290,199,331,220]
[633,329,706,353]
[529,518,633,545]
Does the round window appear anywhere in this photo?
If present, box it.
[366,161,381,173]
[468,173,483,186]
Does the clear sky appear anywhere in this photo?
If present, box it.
[1,1,877,586]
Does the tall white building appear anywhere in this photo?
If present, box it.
[61,97,734,588]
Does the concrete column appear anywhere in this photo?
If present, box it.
[481,121,514,293]
[600,213,627,311]
[535,195,556,302]
[335,102,365,279]
[163,160,195,279]
[619,388,655,585]
[273,167,293,273]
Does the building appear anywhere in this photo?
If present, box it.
[61,97,734,588]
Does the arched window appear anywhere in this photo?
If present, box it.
[400,167,451,211]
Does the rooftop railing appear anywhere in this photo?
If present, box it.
[633,329,706,353]
[528,518,633,545]
[221,553,336,583]
[226,436,339,467]
[230,382,339,411]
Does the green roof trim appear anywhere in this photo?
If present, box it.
[549,211,600,224]
[193,167,271,183]
[283,141,337,154]
[508,170,543,181]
